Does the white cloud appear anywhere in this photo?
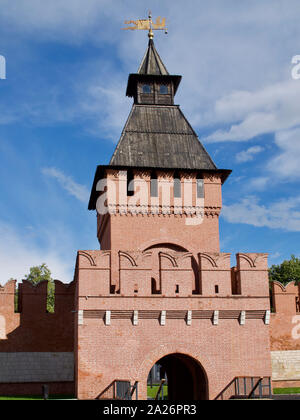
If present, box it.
[204,81,300,143]
[246,177,270,191]
[1,1,300,141]
[0,221,73,284]
[236,145,264,163]
[222,196,300,232]
[42,167,89,203]
[267,127,300,179]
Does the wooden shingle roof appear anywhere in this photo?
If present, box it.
[109,104,217,170]
[138,39,169,75]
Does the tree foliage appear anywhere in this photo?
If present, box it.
[24,263,52,284]
[269,255,300,285]
[24,263,55,313]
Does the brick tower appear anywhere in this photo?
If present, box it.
[74,37,272,400]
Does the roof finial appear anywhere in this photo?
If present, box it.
[122,12,168,40]
[148,10,154,40]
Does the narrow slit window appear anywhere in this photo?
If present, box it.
[127,171,134,196]
[175,285,179,294]
[150,173,158,197]
[174,177,181,198]
[197,178,204,198]
[215,285,219,294]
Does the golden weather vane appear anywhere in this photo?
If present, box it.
[122,11,167,39]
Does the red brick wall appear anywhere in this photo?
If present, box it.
[75,250,272,400]
[270,281,300,351]
[0,279,75,395]
[0,280,75,352]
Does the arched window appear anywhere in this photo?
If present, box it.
[142,84,151,94]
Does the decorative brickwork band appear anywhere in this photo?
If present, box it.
[83,309,267,322]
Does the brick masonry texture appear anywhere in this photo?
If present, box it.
[0,352,74,383]
[0,169,299,398]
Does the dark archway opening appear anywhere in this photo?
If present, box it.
[147,353,208,400]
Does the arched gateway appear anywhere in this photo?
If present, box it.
[74,32,272,400]
[148,353,208,400]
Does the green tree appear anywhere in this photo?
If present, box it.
[269,255,300,285]
[24,263,52,284]
[24,263,55,313]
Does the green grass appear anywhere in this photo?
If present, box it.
[0,394,75,400]
[273,388,300,395]
[147,385,168,400]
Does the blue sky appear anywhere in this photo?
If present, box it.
[0,0,300,283]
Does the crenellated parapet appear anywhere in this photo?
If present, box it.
[271,281,300,315]
[0,280,16,315]
[199,253,231,296]
[0,278,75,351]
[235,253,269,297]
[76,249,270,298]
[270,281,300,352]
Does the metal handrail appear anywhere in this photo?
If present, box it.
[247,377,263,399]
[97,379,138,400]
[214,376,271,400]
[155,379,166,400]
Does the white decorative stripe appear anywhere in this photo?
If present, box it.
[133,310,138,326]
[186,310,192,326]
[160,310,166,326]
[239,311,246,325]
[264,310,270,325]
[78,310,83,326]
[105,310,111,326]
[213,310,219,325]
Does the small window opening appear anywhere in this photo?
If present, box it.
[215,285,219,294]
[151,278,161,295]
[142,84,151,93]
[134,284,138,294]
[159,85,168,94]
[175,285,179,294]
[127,171,134,196]
[150,173,158,197]
[174,173,181,198]
[197,178,204,198]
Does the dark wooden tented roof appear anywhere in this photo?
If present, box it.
[138,39,169,75]
[88,38,232,210]
[109,104,217,170]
